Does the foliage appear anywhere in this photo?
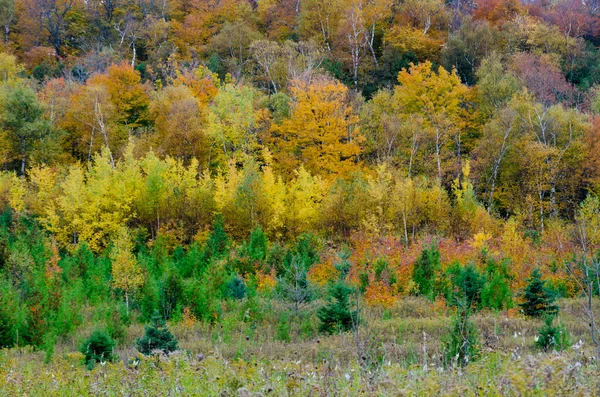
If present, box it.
[443,309,479,367]
[80,330,116,369]
[536,315,571,352]
[136,310,179,356]
[318,250,356,334]
[520,269,559,318]
[412,244,440,299]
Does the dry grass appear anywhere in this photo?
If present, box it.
[2,297,600,396]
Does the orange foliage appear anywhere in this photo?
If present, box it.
[308,261,338,286]
[364,280,396,308]
[256,270,277,293]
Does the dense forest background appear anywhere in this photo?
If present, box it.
[1,0,600,365]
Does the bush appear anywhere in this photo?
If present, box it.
[136,310,179,355]
[276,313,291,342]
[481,258,513,310]
[443,310,479,367]
[536,315,571,352]
[318,251,356,334]
[412,244,440,298]
[447,263,485,308]
[226,275,247,300]
[80,330,117,369]
[520,268,558,318]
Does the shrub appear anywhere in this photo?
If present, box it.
[447,263,485,308]
[443,309,479,367]
[276,313,291,342]
[520,268,558,318]
[318,251,356,334]
[481,258,513,310]
[80,329,117,369]
[536,315,571,352]
[226,275,247,300]
[277,254,313,313]
[412,244,440,298]
[136,310,179,355]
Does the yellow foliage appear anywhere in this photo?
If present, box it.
[307,262,338,286]
[110,226,145,309]
[364,281,396,308]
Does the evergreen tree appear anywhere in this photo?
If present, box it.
[226,275,247,300]
[80,329,117,369]
[536,315,571,352]
[519,269,558,318]
[202,215,229,262]
[318,250,356,334]
[443,308,479,367]
[136,310,179,355]
[412,244,440,298]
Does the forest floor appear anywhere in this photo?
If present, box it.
[1,298,600,396]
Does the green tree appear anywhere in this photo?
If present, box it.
[412,244,440,298]
[136,310,179,355]
[1,84,50,174]
[519,268,558,318]
[80,329,117,369]
[318,250,356,334]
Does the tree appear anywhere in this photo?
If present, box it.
[277,254,313,313]
[318,250,356,334]
[0,0,14,47]
[80,329,117,369]
[207,83,262,166]
[536,314,571,352]
[393,61,470,181]
[270,77,363,179]
[87,63,150,130]
[443,307,479,367]
[110,226,145,313]
[149,85,209,165]
[519,268,558,318]
[136,310,178,355]
[412,244,440,298]
[0,83,52,174]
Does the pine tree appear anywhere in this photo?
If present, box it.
[318,250,356,334]
[412,244,440,298]
[519,268,558,318]
[443,308,479,367]
[80,330,116,369]
[536,315,571,352]
[136,310,179,355]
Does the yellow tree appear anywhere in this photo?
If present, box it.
[111,226,144,313]
[393,61,469,181]
[270,77,363,179]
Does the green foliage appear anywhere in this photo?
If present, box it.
[203,215,230,263]
[159,272,184,321]
[318,282,355,334]
[136,310,179,356]
[80,329,116,369]
[247,225,268,263]
[318,251,356,334]
[519,269,558,318]
[447,263,486,309]
[275,313,291,342]
[226,275,247,300]
[536,315,571,352]
[412,244,440,299]
[443,310,479,367]
[277,254,313,312]
[481,258,513,311]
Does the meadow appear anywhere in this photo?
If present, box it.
[2,298,599,396]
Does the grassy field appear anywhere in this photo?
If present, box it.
[1,298,600,396]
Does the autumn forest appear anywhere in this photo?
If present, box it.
[1,0,600,395]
